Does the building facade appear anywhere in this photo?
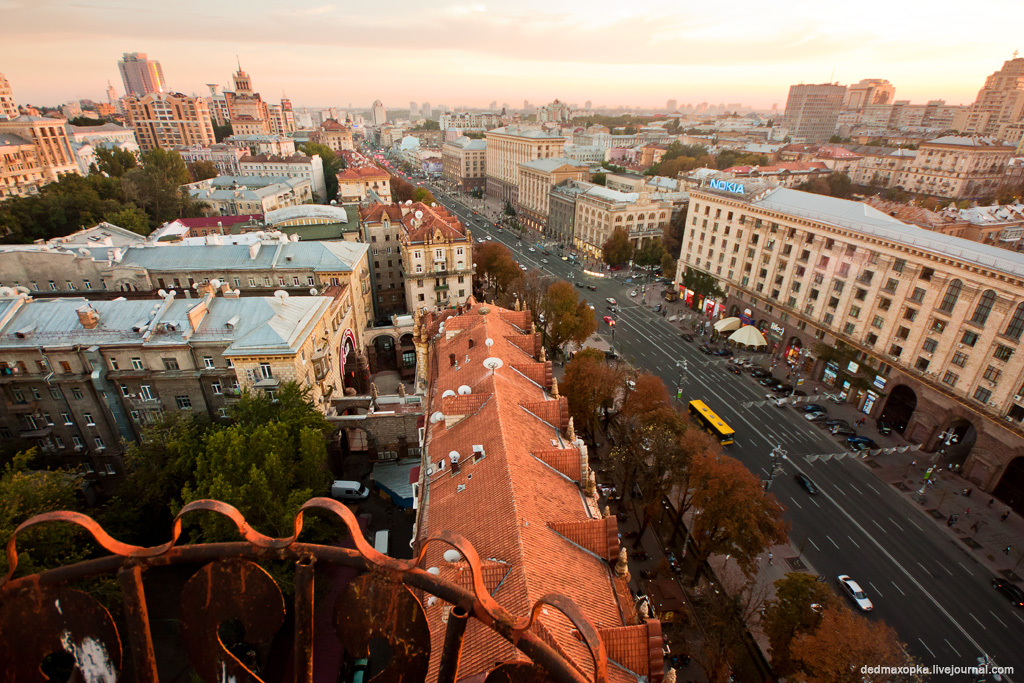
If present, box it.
[223,134,296,156]
[336,160,392,204]
[123,92,216,152]
[186,175,314,215]
[117,53,166,97]
[570,182,671,257]
[844,79,895,111]
[0,133,43,199]
[896,136,1014,200]
[676,183,1024,510]
[0,72,19,120]
[239,153,327,202]
[176,143,247,176]
[783,83,846,143]
[0,115,80,193]
[515,157,590,232]
[399,203,474,313]
[958,57,1024,139]
[484,126,566,202]
[440,136,486,191]
[225,68,271,136]
[438,111,504,132]
[310,119,355,152]
[371,100,386,127]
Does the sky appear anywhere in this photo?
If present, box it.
[1,0,1021,111]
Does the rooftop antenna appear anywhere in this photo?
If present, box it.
[236,54,241,71]
[829,67,835,84]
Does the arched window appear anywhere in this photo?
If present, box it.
[971,289,996,325]
[1005,302,1024,340]
[938,279,961,313]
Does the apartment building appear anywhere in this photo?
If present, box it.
[309,119,355,152]
[845,146,917,189]
[441,136,486,192]
[223,134,296,156]
[514,157,589,232]
[336,162,392,204]
[677,182,1024,497]
[187,175,314,215]
[357,203,410,319]
[957,56,1024,139]
[399,203,474,312]
[0,286,355,483]
[567,181,671,257]
[177,143,246,176]
[0,115,79,191]
[438,111,504,132]
[0,72,18,120]
[783,83,846,143]
[123,92,216,152]
[896,136,1014,200]
[239,153,326,202]
[0,132,44,199]
[484,126,566,202]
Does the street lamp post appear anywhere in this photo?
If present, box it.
[763,445,787,492]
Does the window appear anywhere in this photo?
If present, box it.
[833,280,844,293]
[83,280,92,290]
[937,279,961,313]
[884,278,898,293]
[131,357,143,370]
[109,357,119,371]
[866,333,878,346]
[915,357,930,372]
[139,385,153,400]
[971,289,996,325]
[994,345,1014,362]
[850,306,861,318]
[212,382,222,395]
[843,322,856,335]
[823,313,834,325]
[922,338,938,353]
[896,326,909,340]
[203,357,215,369]
[893,258,905,273]
[961,330,978,347]
[162,358,179,371]
[175,395,192,409]
[889,344,903,358]
[942,371,958,387]
[951,351,968,367]
[871,315,884,328]
[249,278,257,287]
[259,363,273,379]
[61,412,73,425]
[828,296,839,309]
[825,238,834,250]
[119,384,131,397]
[72,388,83,400]
[1005,302,1024,340]
[878,298,891,311]
[855,288,867,301]
[920,267,934,281]
[903,308,917,322]
[94,437,105,450]
[973,387,992,404]
[983,366,1001,382]
[931,319,946,333]
[817,255,828,268]
[910,287,925,303]
[72,436,84,450]
[84,412,95,426]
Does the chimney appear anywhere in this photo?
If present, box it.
[249,242,261,260]
[77,306,99,330]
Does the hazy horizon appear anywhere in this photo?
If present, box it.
[2,0,1020,112]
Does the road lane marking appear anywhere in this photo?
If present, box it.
[891,581,905,595]
[907,517,922,531]
[869,581,884,597]
[918,638,936,658]
[939,563,954,577]
[957,562,975,577]
[847,535,861,548]
[826,535,840,549]
[808,496,820,507]
[789,497,802,510]
[872,519,887,533]
[808,537,820,551]
[916,562,933,578]
[989,611,1008,628]
[848,482,863,495]
[969,613,987,630]
[944,639,961,657]
[889,517,904,532]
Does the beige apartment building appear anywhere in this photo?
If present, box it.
[677,182,1024,504]
[399,203,474,312]
[0,132,44,199]
[441,136,486,192]
[186,175,314,215]
[896,136,1014,200]
[0,115,79,188]
[573,184,671,257]
[0,72,20,120]
[336,163,392,204]
[310,119,355,152]
[124,92,216,152]
[239,153,327,202]
[514,157,589,232]
[0,285,359,486]
[484,126,566,203]
[957,56,1024,139]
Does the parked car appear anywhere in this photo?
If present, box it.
[799,404,827,413]
[587,285,597,291]
[630,290,638,297]
[831,426,857,437]
[849,441,872,454]
[838,575,873,611]
[805,411,829,422]
[713,348,734,357]
[824,418,849,429]
[992,578,1024,608]
[750,369,772,379]
[699,345,715,355]
[766,394,788,407]
[528,247,536,252]
[680,333,695,342]
[847,436,878,448]
[759,376,780,387]
[795,473,819,495]
[728,363,743,374]
[653,304,663,313]
[773,384,795,395]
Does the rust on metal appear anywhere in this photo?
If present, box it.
[293,557,315,683]
[118,564,159,683]
[436,604,470,683]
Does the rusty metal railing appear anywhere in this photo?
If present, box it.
[0,498,608,683]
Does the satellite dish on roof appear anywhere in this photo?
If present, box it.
[429,411,445,423]
[209,279,221,289]
[484,338,494,347]
[457,385,471,395]
[414,210,423,220]
[482,357,503,371]
[406,200,413,206]
[157,289,167,298]
[443,549,462,563]
[427,567,440,575]
[448,451,461,464]
[310,287,318,295]
[441,389,456,398]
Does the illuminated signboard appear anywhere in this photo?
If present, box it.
[708,179,746,194]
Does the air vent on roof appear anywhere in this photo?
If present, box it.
[225,315,240,329]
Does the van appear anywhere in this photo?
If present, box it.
[373,529,389,555]
[330,480,370,501]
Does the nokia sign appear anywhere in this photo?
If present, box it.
[708,179,746,194]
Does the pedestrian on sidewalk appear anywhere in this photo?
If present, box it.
[963,487,972,497]
[963,508,970,517]
[767,551,774,565]
[988,498,995,508]
[1002,510,1011,522]
[1005,545,1012,555]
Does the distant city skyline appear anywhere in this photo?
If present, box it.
[1,0,1020,111]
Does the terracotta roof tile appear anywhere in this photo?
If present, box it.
[532,447,583,482]
[548,515,619,561]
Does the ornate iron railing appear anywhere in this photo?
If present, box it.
[0,498,608,683]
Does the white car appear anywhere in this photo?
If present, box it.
[765,394,788,407]
[519,264,528,271]
[837,575,873,611]
[606,298,617,305]
[528,247,536,252]
[630,290,638,297]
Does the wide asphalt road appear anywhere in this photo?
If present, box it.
[427,180,1021,682]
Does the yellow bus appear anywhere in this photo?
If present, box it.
[688,400,735,445]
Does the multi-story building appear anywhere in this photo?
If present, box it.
[123,92,216,152]
[358,204,412,319]
[67,123,138,150]
[117,52,166,97]
[223,134,296,156]
[957,56,1024,139]
[413,301,663,682]
[0,72,18,120]
[0,285,360,480]
[484,126,566,202]
[267,102,295,136]
[441,136,487,192]
[0,115,80,193]
[515,157,590,232]
[371,100,386,127]
[783,83,846,143]
[567,181,671,257]
[239,153,326,202]
[844,146,917,189]
[536,99,573,123]
[437,111,504,132]
[844,79,895,111]
[676,181,1024,504]
[225,68,271,136]
[399,203,474,312]
[896,136,1014,200]
[309,118,355,152]
[205,84,230,126]
[336,159,391,204]
[863,197,1024,250]
[186,175,314,215]
[176,143,247,176]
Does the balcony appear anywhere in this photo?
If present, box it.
[6,400,40,413]
[434,284,450,292]
[253,377,280,389]
[126,395,161,409]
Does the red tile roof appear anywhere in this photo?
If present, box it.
[336,165,389,181]
[416,303,661,682]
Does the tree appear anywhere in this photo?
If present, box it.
[187,160,219,183]
[121,149,195,227]
[105,206,151,235]
[95,147,138,177]
[474,241,523,297]
[789,606,917,683]
[686,451,790,584]
[411,119,440,131]
[797,172,853,199]
[299,143,341,201]
[660,252,677,279]
[681,266,724,301]
[0,173,131,244]
[68,116,109,127]
[412,187,437,205]
[663,204,686,255]
[762,573,840,676]
[634,239,666,268]
[561,348,623,440]
[602,226,634,266]
[503,200,516,216]
[591,172,607,186]
[690,572,771,683]
[213,122,233,143]
[542,280,597,354]
[511,269,555,324]
[714,149,769,170]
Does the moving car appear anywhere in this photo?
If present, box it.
[603,316,616,326]
[575,281,584,288]
[991,578,1024,608]
[630,290,638,297]
[587,285,597,291]
[837,575,873,611]
[519,264,528,271]
[606,297,617,305]
[528,247,536,252]
[772,384,795,395]
[794,473,819,495]
[699,345,715,355]
[608,305,619,313]
[680,333,694,342]
[804,410,828,422]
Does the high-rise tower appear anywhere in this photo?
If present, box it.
[782,83,846,143]
[117,53,166,96]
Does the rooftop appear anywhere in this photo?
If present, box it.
[115,239,367,274]
[519,157,586,173]
[487,125,566,140]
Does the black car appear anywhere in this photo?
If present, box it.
[759,376,781,387]
[831,426,857,437]
[653,304,663,313]
[713,348,733,357]
[574,281,584,288]
[992,578,1024,607]
[799,404,827,413]
[699,345,714,355]
[795,473,819,495]
[750,369,772,379]
[587,285,597,291]
[727,364,743,375]
[773,384,794,395]
[680,333,694,342]
[824,418,849,429]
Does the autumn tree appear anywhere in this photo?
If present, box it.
[187,160,219,183]
[412,187,437,205]
[660,252,677,279]
[561,348,622,440]
[390,174,415,203]
[762,573,840,676]
[789,606,917,683]
[121,148,197,227]
[602,226,634,266]
[541,280,597,354]
[512,269,555,326]
[474,241,523,298]
[687,451,790,584]
[691,572,771,683]
[634,239,666,267]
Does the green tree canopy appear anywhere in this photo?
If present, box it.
[542,280,597,353]
[602,226,634,266]
[412,187,437,205]
[0,173,130,243]
[591,172,607,186]
[95,147,138,177]
[411,119,440,131]
[797,172,853,199]
[634,239,666,267]
[715,149,769,170]
[762,573,841,676]
[299,143,342,201]
[187,160,219,183]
